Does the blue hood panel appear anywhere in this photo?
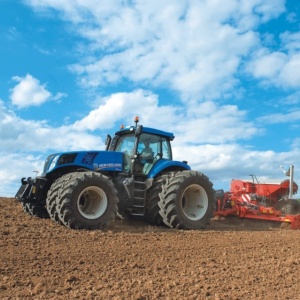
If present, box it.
[46,151,124,173]
[77,151,123,171]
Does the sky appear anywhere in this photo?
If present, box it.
[1,0,300,197]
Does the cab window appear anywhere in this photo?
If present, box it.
[138,133,172,162]
[115,133,135,155]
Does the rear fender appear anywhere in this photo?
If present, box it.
[147,159,190,178]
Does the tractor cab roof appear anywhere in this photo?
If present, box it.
[115,125,175,141]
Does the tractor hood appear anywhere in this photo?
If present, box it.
[43,151,124,174]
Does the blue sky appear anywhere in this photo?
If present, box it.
[1,0,300,197]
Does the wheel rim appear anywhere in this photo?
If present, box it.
[77,186,108,219]
[181,184,208,221]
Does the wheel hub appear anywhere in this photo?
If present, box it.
[181,184,208,221]
[77,186,108,219]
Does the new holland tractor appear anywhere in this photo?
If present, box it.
[15,117,215,230]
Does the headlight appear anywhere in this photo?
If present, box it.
[48,155,60,171]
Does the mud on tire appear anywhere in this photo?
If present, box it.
[56,172,119,230]
[158,170,214,229]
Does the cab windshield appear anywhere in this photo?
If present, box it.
[115,133,135,155]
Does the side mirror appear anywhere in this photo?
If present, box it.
[135,125,143,137]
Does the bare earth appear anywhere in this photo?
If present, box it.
[1,197,300,300]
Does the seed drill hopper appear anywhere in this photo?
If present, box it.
[214,165,300,229]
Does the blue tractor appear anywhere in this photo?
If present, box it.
[16,118,214,230]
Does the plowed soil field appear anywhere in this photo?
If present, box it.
[1,197,300,300]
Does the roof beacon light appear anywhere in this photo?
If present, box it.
[134,116,139,126]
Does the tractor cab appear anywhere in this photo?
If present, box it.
[106,117,174,176]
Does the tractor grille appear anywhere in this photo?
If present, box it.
[57,154,77,165]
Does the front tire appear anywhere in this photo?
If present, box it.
[46,175,72,224]
[158,170,214,229]
[21,202,49,219]
[56,172,119,230]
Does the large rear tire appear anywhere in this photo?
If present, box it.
[158,170,214,229]
[145,173,173,226]
[56,172,119,230]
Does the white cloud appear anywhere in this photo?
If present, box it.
[171,101,259,144]
[283,91,300,105]
[71,9,258,101]
[172,143,300,192]
[248,50,300,88]
[247,29,300,88]
[252,0,286,22]
[278,53,300,88]
[0,152,45,197]
[0,100,103,152]
[281,31,300,53]
[10,74,66,108]
[249,50,287,78]
[24,0,292,101]
[72,90,259,144]
[10,74,51,108]
[25,0,288,101]
[73,89,179,131]
[258,110,300,124]
[286,13,298,23]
